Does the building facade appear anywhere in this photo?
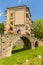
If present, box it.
[4,5,32,35]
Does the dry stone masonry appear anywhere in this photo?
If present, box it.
[0,34,42,59]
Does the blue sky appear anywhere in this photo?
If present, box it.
[0,0,43,22]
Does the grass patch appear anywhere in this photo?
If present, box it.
[0,46,43,65]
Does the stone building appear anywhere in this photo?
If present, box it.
[4,5,32,35]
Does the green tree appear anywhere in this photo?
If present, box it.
[0,23,4,34]
[32,19,43,38]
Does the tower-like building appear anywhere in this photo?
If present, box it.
[4,5,32,35]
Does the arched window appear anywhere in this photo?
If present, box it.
[17,29,21,34]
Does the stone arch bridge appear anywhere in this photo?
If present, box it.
[0,34,38,58]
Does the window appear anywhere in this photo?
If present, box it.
[10,27,13,30]
[10,22,13,25]
[26,14,29,18]
[17,29,21,34]
[10,13,13,20]
[10,13,13,17]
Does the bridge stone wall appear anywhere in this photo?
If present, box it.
[0,34,27,58]
[0,34,42,59]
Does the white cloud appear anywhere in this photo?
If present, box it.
[0,13,2,17]
[18,0,21,3]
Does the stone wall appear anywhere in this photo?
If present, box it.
[0,34,26,58]
[0,34,43,59]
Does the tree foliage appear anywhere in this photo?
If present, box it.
[0,23,4,34]
[32,19,43,38]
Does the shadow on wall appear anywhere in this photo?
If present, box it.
[20,36,32,49]
[12,36,32,54]
[35,41,38,47]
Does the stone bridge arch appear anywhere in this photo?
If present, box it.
[0,34,38,58]
[20,36,32,49]
[12,34,32,49]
